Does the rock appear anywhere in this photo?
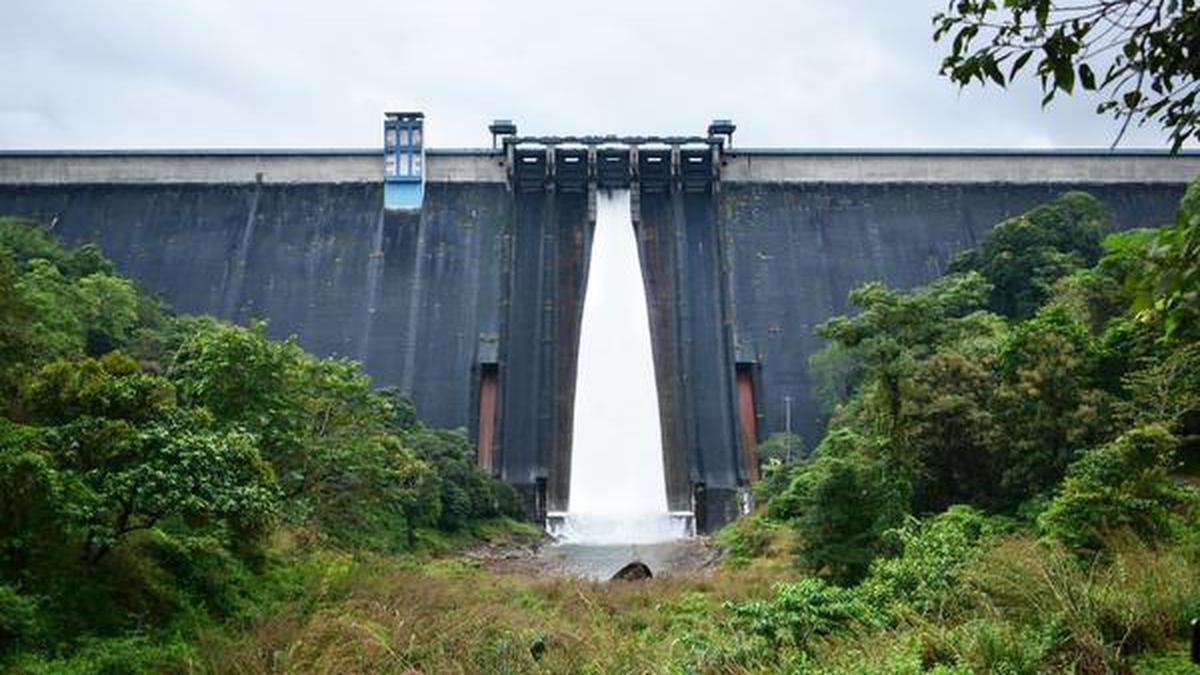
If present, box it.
[529,635,547,661]
[611,561,653,581]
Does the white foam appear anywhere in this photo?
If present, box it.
[547,511,694,545]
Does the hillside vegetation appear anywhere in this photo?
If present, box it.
[1,183,1199,673]
[0,218,529,672]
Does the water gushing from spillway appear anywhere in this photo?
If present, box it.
[550,189,691,546]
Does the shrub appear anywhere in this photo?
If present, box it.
[402,424,523,531]
[862,505,1004,619]
[0,584,43,654]
[771,429,904,585]
[724,577,877,653]
[715,514,779,568]
[1040,425,1192,551]
[10,634,196,675]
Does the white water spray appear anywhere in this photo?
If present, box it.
[550,189,690,545]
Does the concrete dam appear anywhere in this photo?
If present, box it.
[2,116,1198,531]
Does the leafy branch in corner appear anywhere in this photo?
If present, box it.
[934,0,1200,151]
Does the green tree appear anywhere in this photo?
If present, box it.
[771,429,903,585]
[169,322,307,492]
[76,273,139,355]
[0,583,43,654]
[15,259,87,360]
[994,307,1111,503]
[0,421,69,585]
[1132,180,1200,341]
[0,251,34,399]
[812,274,1003,512]
[753,432,806,504]
[22,352,175,425]
[291,361,442,549]
[0,217,542,666]
[1120,342,1200,429]
[0,218,65,267]
[10,350,280,565]
[808,342,864,419]
[757,431,805,466]
[934,0,1200,150]
[904,350,1004,512]
[59,413,279,564]
[1049,268,1128,335]
[0,220,136,363]
[816,271,993,439]
[403,424,522,531]
[166,322,469,548]
[951,192,1107,318]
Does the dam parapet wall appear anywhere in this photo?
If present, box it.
[5,148,1197,186]
[0,149,505,185]
[720,149,1200,184]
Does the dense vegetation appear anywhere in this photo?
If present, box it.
[1,182,1198,673]
[0,218,524,671]
[733,184,1200,671]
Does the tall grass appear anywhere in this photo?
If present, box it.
[198,554,797,674]
[961,534,1200,672]
[13,525,1194,673]
[189,530,1198,674]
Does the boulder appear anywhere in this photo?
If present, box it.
[611,561,653,581]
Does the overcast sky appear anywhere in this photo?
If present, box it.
[0,0,1179,151]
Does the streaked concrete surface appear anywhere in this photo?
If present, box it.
[0,149,505,184]
[720,150,1200,184]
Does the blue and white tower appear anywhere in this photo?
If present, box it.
[384,111,424,210]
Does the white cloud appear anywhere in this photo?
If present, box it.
[0,0,1176,149]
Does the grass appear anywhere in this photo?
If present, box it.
[195,552,796,675]
[190,524,1198,674]
[7,519,1198,674]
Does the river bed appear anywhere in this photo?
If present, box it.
[467,536,720,580]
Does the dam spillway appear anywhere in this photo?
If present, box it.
[1,125,1198,532]
[549,189,689,545]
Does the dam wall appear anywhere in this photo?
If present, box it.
[1,148,1196,529]
[499,189,590,512]
[0,159,509,434]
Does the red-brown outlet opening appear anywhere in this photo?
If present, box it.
[736,364,759,482]
[477,364,498,473]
